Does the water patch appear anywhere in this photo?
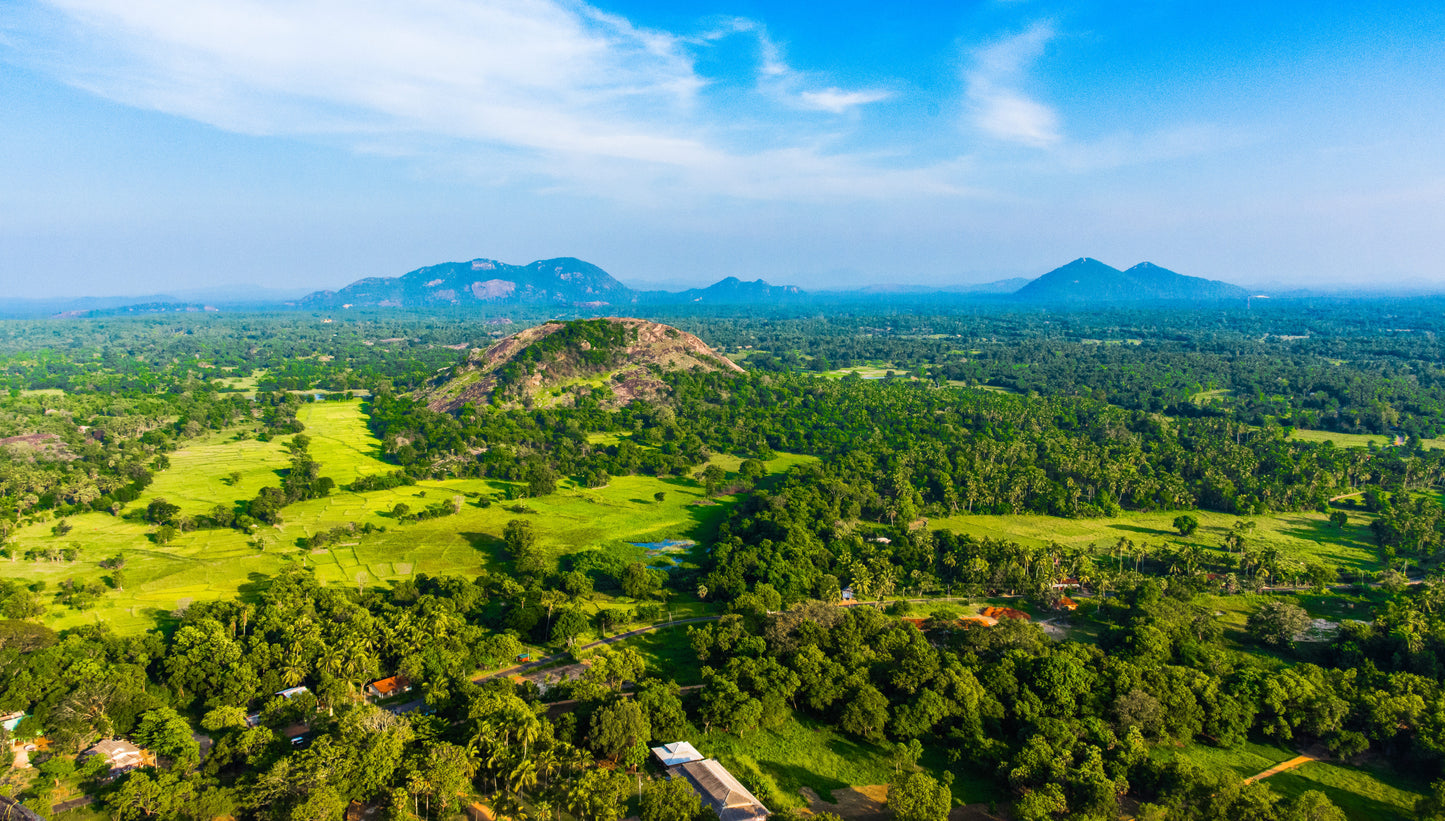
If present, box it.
[631,539,696,566]
[631,539,696,550]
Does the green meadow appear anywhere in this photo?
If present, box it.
[931,507,1382,574]
[1155,742,1425,820]
[1269,760,1426,820]
[697,715,1001,812]
[5,399,810,633]
[1283,427,1445,451]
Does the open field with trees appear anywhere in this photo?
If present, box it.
[1,399,810,633]
[932,508,1383,574]
[6,309,1445,820]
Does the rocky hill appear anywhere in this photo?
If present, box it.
[299,256,809,310]
[1013,259,1250,303]
[301,257,632,309]
[420,317,743,412]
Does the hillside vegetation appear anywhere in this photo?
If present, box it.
[420,317,743,412]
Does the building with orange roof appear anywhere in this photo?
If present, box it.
[365,675,413,700]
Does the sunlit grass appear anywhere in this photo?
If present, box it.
[6,399,809,633]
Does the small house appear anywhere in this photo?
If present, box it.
[365,675,413,700]
[1057,596,1078,612]
[516,652,533,663]
[651,741,704,768]
[275,686,311,700]
[669,758,771,821]
[840,587,855,602]
[82,738,151,780]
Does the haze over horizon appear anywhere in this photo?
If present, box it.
[3,1,1444,299]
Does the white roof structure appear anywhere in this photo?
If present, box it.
[651,741,704,767]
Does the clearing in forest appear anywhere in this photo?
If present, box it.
[932,508,1381,574]
[5,399,808,633]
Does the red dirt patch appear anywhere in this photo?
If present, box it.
[0,433,76,461]
[801,784,889,821]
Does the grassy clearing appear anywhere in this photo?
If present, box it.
[1286,428,1445,451]
[931,508,1381,574]
[622,622,702,685]
[1190,388,1234,405]
[5,400,810,634]
[820,365,902,380]
[1287,429,1395,448]
[1268,760,1424,820]
[212,369,263,392]
[1152,742,1425,819]
[697,715,1000,811]
[1151,740,1296,781]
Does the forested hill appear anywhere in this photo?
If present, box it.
[417,317,743,412]
[1013,258,1251,303]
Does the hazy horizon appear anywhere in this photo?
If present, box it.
[3,1,1444,298]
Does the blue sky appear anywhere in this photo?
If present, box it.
[2,0,1444,297]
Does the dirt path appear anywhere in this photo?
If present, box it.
[1243,754,1315,783]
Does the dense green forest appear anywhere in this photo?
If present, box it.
[4,307,1445,821]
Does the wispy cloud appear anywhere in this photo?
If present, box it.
[798,87,892,114]
[699,17,891,113]
[964,21,1062,147]
[7,0,916,200]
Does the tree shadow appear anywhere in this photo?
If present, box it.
[756,759,850,803]
[141,607,182,636]
[238,572,273,604]
[1107,524,1168,536]
[459,531,508,565]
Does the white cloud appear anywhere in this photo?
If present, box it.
[799,87,892,114]
[964,21,1062,147]
[9,0,923,200]
[698,17,888,113]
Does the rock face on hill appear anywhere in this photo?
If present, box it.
[1013,258,1250,303]
[301,257,632,309]
[420,318,743,412]
[299,256,809,310]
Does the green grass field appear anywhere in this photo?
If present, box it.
[931,507,1381,574]
[1154,742,1424,820]
[1151,739,1295,780]
[1190,388,1234,405]
[1285,428,1445,451]
[5,400,810,633]
[697,715,1000,811]
[1269,760,1425,820]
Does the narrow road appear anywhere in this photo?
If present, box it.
[1243,754,1314,783]
[52,795,94,813]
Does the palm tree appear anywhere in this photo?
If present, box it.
[509,757,539,796]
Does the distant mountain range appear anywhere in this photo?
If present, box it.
[1013,258,1250,303]
[298,257,632,310]
[2,255,1264,318]
[296,255,1250,310]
